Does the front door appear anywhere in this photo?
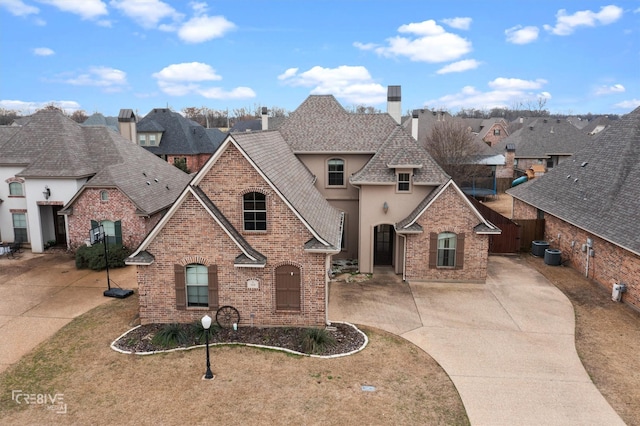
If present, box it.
[53,206,66,246]
[374,224,394,265]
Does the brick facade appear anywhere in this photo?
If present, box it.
[137,146,328,326]
[167,154,212,173]
[513,198,640,311]
[66,188,162,251]
[404,185,490,282]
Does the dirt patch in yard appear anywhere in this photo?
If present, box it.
[0,293,469,425]
[524,254,640,426]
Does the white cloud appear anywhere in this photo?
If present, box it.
[544,5,624,36]
[441,17,472,30]
[152,62,255,100]
[177,15,236,43]
[278,65,386,105]
[109,0,182,29]
[436,59,480,74]
[425,78,550,111]
[36,0,107,20]
[355,19,471,63]
[0,99,81,114]
[505,25,539,44]
[595,83,625,95]
[64,66,127,92]
[0,0,39,16]
[614,99,640,110]
[33,47,54,56]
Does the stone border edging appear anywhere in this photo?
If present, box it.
[110,321,368,359]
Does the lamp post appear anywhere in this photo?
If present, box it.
[201,315,214,380]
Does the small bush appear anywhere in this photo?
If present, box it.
[152,323,188,348]
[75,243,131,270]
[301,328,336,355]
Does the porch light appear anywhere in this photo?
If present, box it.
[383,202,389,214]
[43,186,51,200]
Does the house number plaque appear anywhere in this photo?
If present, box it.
[247,279,259,289]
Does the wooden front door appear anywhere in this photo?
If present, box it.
[374,224,394,265]
[275,265,301,310]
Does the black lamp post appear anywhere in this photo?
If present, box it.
[201,314,214,380]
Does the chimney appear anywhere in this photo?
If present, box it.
[117,109,137,142]
[387,85,401,124]
[411,110,419,140]
[261,107,268,130]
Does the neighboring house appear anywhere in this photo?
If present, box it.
[507,106,640,311]
[82,112,119,132]
[0,110,190,253]
[581,116,611,136]
[495,117,592,176]
[125,86,501,326]
[136,108,226,173]
[465,117,510,147]
[228,108,286,133]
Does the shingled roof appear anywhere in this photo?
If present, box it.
[279,95,398,153]
[137,108,225,156]
[508,106,640,255]
[0,109,191,216]
[495,118,591,158]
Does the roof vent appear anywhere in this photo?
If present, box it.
[154,178,159,182]
[566,174,571,179]
[581,162,588,167]
[142,172,147,177]
[166,185,170,190]
[557,119,561,123]
[574,178,579,183]
[529,126,534,130]
[146,181,151,185]
[543,119,548,123]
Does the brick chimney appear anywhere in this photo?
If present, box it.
[387,85,401,124]
[118,109,137,142]
[261,107,268,131]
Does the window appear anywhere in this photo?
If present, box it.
[429,232,465,269]
[493,129,501,136]
[186,264,209,307]
[9,182,24,196]
[243,192,267,231]
[91,219,122,244]
[327,159,345,186]
[12,213,27,242]
[149,134,156,146]
[275,265,301,310]
[174,264,219,310]
[397,173,410,192]
[138,134,146,146]
[100,190,109,201]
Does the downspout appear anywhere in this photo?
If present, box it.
[399,233,407,282]
[325,254,331,326]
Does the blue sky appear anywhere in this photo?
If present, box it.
[1,0,639,118]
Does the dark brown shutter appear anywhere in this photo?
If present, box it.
[428,232,438,269]
[208,265,219,309]
[175,264,186,310]
[276,265,301,310]
[455,233,465,269]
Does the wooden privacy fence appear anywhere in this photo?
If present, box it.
[515,219,545,252]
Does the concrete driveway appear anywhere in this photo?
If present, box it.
[329,255,624,426]
[0,251,136,374]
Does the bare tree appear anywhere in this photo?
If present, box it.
[70,110,88,123]
[0,108,20,125]
[424,119,486,185]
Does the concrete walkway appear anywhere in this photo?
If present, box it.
[329,255,625,426]
[0,251,136,374]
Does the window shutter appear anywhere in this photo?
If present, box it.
[175,264,186,310]
[455,233,465,269]
[208,265,219,309]
[114,220,122,244]
[428,232,437,269]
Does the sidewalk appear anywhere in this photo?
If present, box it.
[329,255,624,425]
[0,251,136,374]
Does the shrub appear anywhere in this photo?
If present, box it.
[152,323,188,348]
[75,243,131,270]
[301,328,336,355]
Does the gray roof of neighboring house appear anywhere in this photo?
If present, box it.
[82,113,119,132]
[137,108,225,156]
[279,95,398,153]
[508,106,640,255]
[350,126,449,185]
[229,119,261,132]
[582,116,611,135]
[231,131,343,250]
[495,118,591,158]
[0,109,191,215]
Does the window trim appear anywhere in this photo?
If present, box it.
[326,158,346,188]
[396,172,411,192]
[12,212,27,243]
[429,232,465,270]
[175,263,219,310]
[100,190,109,201]
[8,182,24,197]
[243,191,267,232]
[185,264,209,308]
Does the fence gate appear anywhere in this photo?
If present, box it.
[468,197,521,254]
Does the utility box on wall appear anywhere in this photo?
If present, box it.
[612,283,627,302]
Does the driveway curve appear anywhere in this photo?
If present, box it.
[329,255,624,426]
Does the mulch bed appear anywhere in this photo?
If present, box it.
[112,322,366,357]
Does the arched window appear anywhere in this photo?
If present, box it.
[243,192,266,231]
[327,158,345,186]
[9,182,23,196]
[100,190,109,201]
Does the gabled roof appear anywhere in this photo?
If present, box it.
[279,95,397,153]
[137,108,225,155]
[508,106,640,255]
[495,118,591,158]
[350,126,449,185]
[396,179,501,235]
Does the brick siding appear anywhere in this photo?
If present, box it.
[404,185,489,282]
[137,145,328,326]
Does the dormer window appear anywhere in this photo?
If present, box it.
[327,159,345,187]
[149,134,157,146]
[397,172,411,192]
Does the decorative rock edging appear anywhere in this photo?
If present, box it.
[110,321,368,359]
